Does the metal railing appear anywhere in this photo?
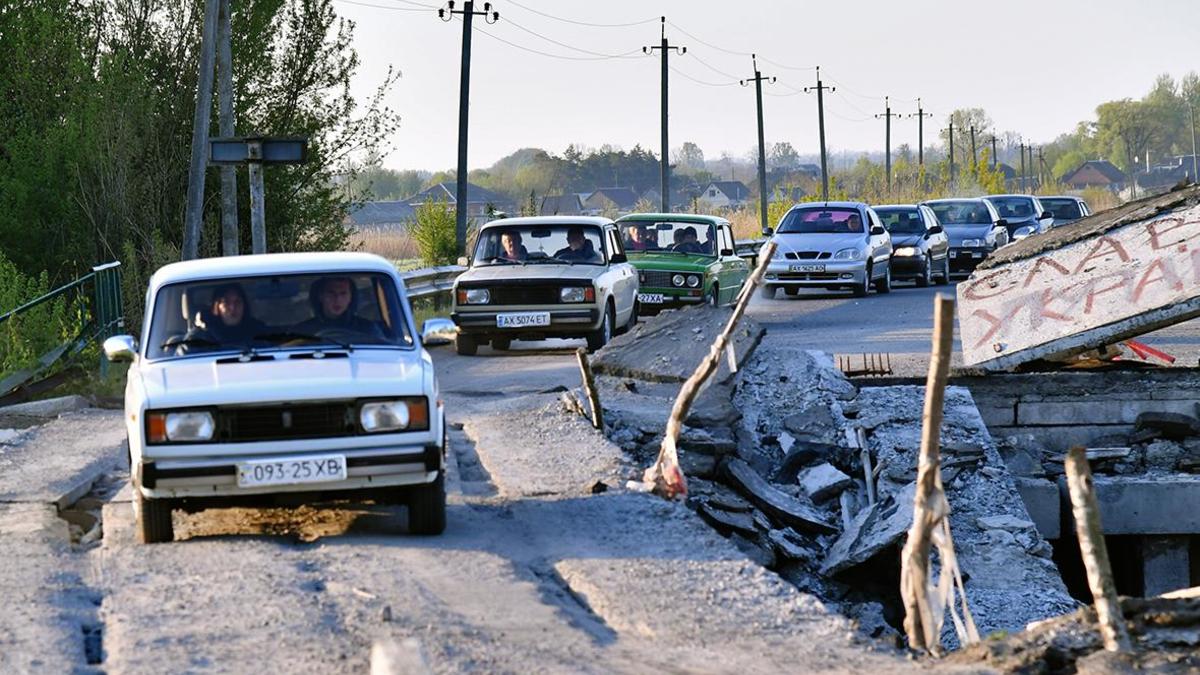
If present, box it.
[0,262,124,397]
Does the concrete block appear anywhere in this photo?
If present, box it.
[1016,399,1199,426]
[1058,476,1200,535]
[975,403,1016,427]
[991,424,1135,453]
[1143,536,1191,597]
[1014,477,1060,539]
[958,189,1200,370]
[0,394,90,418]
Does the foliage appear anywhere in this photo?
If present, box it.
[409,199,457,266]
[672,142,705,172]
[0,250,76,378]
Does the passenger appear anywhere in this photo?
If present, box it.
[203,283,264,343]
[626,223,659,251]
[674,226,704,253]
[553,227,597,262]
[299,277,383,339]
[845,213,864,233]
[500,231,528,261]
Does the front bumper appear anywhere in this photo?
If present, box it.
[890,253,927,277]
[636,287,705,313]
[452,307,601,336]
[948,247,990,274]
[763,259,867,287]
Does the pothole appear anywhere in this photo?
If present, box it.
[58,470,126,547]
[81,621,104,665]
[451,428,497,497]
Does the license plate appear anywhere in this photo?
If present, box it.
[638,293,664,304]
[949,251,959,259]
[496,312,550,328]
[973,252,984,259]
[237,454,347,488]
[789,264,825,272]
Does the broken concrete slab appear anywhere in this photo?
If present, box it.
[0,394,90,419]
[821,483,915,576]
[697,502,759,537]
[958,184,1200,370]
[591,303,764,383]
[1059,475,1200,535]
[1014,477,1061,539]
[797,463,854,503]
[1135,411,1200,440]
[0,409,126,508]
[722,459,837,534]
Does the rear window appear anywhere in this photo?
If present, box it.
[926,201,991,226]
[1041,198,1083,221]
[874,208,925,234]
[987,196,1037,219]
[777,207,864,234]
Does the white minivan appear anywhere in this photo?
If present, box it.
[105,253,446,543]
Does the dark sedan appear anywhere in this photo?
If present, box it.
[874,204,950,286]
[1039,196,1091,227]
[921,198,1009,277]
[984,194,1054,241]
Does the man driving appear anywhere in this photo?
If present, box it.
[299,277,383,338]
[500,231,527,261]
[553,227,597,262]
[625,223,659,251]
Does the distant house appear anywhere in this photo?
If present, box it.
[795,164,822,179]
[1061,160,1127,191]
[538,194,584,216]
[582,187,640,215]
[697,181,752,210]
[769,186,807,204]
[1135,156,1194,193]
[407,182,515,220]
[346,200,416,229]
[640,187,699,212]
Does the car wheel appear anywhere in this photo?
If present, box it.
[491,337,511,351]
[455,333,478,356]
[759,284,776,300]
[936,255,950,285]
[916,254,932,287]
[706,285,719,307]
[407,471,446,535]
[874,262,892,294]
[625,300,640,331]
[853,266,871,297]
[586,303,613,353]
[136,489,174,544]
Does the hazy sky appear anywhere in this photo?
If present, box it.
[333,0,1200,172]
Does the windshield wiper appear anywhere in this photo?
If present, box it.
[482,256,525,265]
[251,331,354,353]
[160,336,224,350]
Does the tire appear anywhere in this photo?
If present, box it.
[618,300,639,335]
[759,284,776,300]
[586,303,613,353]
[455,333,477,356]
[936,254,950,285]
[706,285,719,307]
[136,489,174,544]
[916,254,932,287]
[491,337,511,351]
[874,262,892,294]
[407,471,446,535]
[852,266,871,297]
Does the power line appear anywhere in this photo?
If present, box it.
[668,64,738,87]
[505,0,658,28]
[663,19,816,72]
[470,19,642,61]
[759,56,816,71]
[334,0,436,12]
[687,52,740,81]
[503,16,644,59]
[824,74,884,101]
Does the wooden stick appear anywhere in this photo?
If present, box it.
[643,241,778,499]
[901,293,956,654]
[576,348,603,430]
[1065,446,1132,653]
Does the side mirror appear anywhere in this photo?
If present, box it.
[456,256,469,267]
[761,227,774,236]
[103,335,137,362]
[995,218,1008,228]
[720,248,734,257]
[420,318,456,346]
[928,224,944,235]
[869,224,886,236]
[1041,211,1053,220]
[610,253,628,264]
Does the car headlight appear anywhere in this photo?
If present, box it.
[961,238,983,247]
[833,248,862,261]
[560,287,594,303]
[360,398,430,433]
[457,288,490,305]
[894,246,918,257]
[686,275,700,288]
[672,274,685,287]
[147,410,214,443]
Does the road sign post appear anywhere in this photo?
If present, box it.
[208,136,308,255]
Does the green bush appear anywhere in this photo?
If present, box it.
[410,199,459,266]
[0,250,77,379]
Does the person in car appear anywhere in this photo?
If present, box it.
[553,227,597,262]
[204,283,265,343]
[846,214,864,233]
[625,223,659,251]
[672,226,704,253]
[500,230,528,261]
[299,277,383,339]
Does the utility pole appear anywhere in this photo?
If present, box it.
[990,136,998,169]
[440,1,499,255]
[875,96,897,192]
[216,0,239,256]
[908,98,933,192]
[740,55,774,233]
[644,17,684,213]
[946,120,955,186]
[1189,101,1198,183]
[1038,146,1048,189]
[182,0,220,260]
[1019,142,1027,193]
[969,125,978,173]
[804,66,834,201]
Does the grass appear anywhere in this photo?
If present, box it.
[348,226,420,261]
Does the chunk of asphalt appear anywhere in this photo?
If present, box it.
[773,441,849,483]
[722,459,837,535]
[697,502,758,537]
[821,483,916,576]
[1135,411,1200,440]
[797,463,854,503]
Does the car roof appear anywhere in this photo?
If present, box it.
[789,201,867,210]
[985,194,1037,200]
[922,197,987,204]
[1039,195,1082,201]
[149,252,398,290]
[616,212,727,224]
[873,204,920,210]
[479,216,613,230]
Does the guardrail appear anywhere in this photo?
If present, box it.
[0,262,124,398]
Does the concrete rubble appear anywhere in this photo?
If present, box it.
[958,184,1200,370]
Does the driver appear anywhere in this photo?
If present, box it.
[500,230,528,261]
[625,223,659,251]
[672,226,703,253]
[553,227,596,261]
[846,214,863,232]
[299,277,382,338]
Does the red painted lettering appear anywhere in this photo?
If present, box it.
[1146,216,1194,251]
[1132,257,1184,303]
[1021,256,1071,288]
[1072,236,1130,274]
[1081,271,1132,314]
[962,268,1014,301]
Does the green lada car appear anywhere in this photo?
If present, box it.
[615,214,750,314]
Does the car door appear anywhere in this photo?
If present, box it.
[866,209,891,272]
[716,224,747,304]
[605,226,636,321]
[921,206,949,261]
[986,202,1009,247]
[1032,196,1053,232]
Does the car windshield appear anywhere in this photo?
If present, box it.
[145,272,413,360]
[874,208,925,234]
[1041,198,1082,221]
[777,207,864,234]
[987,196,1037,220]
[472,224,605,265]
[927,201,991,226]
[621,220,717,255]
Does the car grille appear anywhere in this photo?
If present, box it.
[778,272,840,281]
[484,285,563,305]
[638,270,676,288]
[783,251,831,260]
[219,402,357,442]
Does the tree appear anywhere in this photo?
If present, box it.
[672,141,705,172]
[941,108,993,169]
[409,198,457,266]
[1096,99,1157,172]
[768,142,800,170]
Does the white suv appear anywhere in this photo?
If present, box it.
[104,253,446,543]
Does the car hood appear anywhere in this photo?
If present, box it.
[628,252,715,271]
[771,232,868,253]
[457,263,602,283]
[889,234,925,248]
[138,350,426,409]
[944,225,992,246]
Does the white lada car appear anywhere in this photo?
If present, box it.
[104,253,446,543]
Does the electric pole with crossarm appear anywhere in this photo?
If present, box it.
[908,99,933,192]
[440,1,499,254]
[876,96,897,192]
[740,55,774,234]
[644,18,684,213]
[805,67,834,201]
